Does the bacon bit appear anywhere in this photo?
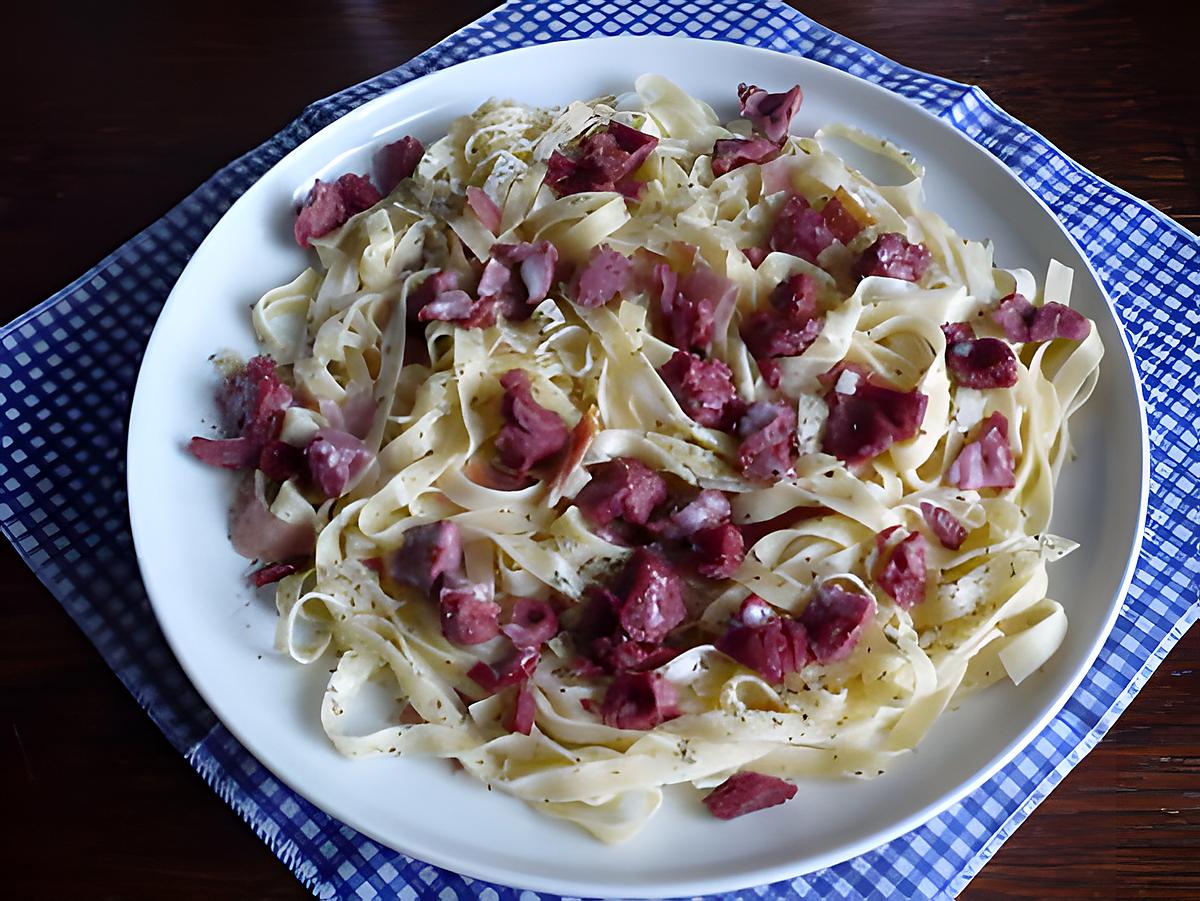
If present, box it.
[651,488,731,541]
[572,244,634,308]
[614,549,687,644]
[655,260,738,354]
[375,135,425,194]
[466,186,502,235]
[250,561,298,588]
[799,583,876,664]
[440,581,502,646]
[502,598,560,649]
[855,233,932,282]
[921,502,968,550]
[692,523,745,580]
[600,671,681,730]
[494,369,570,477]
[418,290,496,329]
[293,174,382,248]
[737,83,804,143]
[742,246,768,268]
[468,645,540,693]
[873,528,928,609]
[506,683,536,735]
[736,402,797,483]
[992,292,1090,343]
[545,121,659,197]
[704,771,797,820]
[305,429,374,498]
[948,411,1016,490]
[769,194,835,263]
[547,406,599,503]
[229,473,315,562]
[574,457,668,528]
[710,136,781,176]
[658,351,744,430]
[716,595,810,683]
[407,269,460,321]
[188,356,293,470]
[820,366,927,466]
[821,186,873,244]
[942,322,1018,389]
[486,241,560,317]
[385,521,463,599]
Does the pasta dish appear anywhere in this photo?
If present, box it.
[186,75,1101,840]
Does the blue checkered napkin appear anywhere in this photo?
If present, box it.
[1,0,1196,897]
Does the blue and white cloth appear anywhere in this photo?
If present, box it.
[1,1,1196,897]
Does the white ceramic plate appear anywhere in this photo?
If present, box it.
[127,36,1147,897]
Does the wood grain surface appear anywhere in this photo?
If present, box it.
[1,1,1196,898]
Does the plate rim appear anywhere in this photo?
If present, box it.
[126,34,1149,897]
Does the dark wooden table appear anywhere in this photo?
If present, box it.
[1,1,1196,897]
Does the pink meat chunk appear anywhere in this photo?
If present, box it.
[652,488,731,541]
[821,197,866,245]
[229,473,315,562]
[941,321,976,344]
[502,598,560,649]
[942,323,1018,389]
[545,121,659,196]
[507,682,536,735]
[407,269,460,320]
[656,261,738,354]
[710,136,781,176]
[742,246,768,268]
[614,548,688,644]
[992,292,1090,343]
[600,671,681,730]
[736,401,797,483]
[716,596,811,684]
[305,429,374,498]
[494,369,569,476]
[386,521,463,598]
[703,770,798,820]
[737,82,804,144]
[466,186,502,234]
[658,350,744,430]
[417,289,496,329]
[742,314,823,378]
[741,274,824,386]
[874,527,929,609]
[469,645,540,693]
[481,241,560,319]
[921,502,968,550]
[257,439,304,483]
[799,583,876,664]
[573,244,634,307]
[440,580,502,646]
[692,523,745,580]
[592,639,680,674]
[855,233,932,282]
[375,135,425,194]
[770,272,819,321]
[293,174,381,248]
[948,411,1016,490]
[769,194,835,263]
[574,457,668,528]
[188,356,292,470]
[187,435,259,469]
[250,561,299,588]
[821,368,928,466]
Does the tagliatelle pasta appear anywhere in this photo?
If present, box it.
[189,75,1102,841]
